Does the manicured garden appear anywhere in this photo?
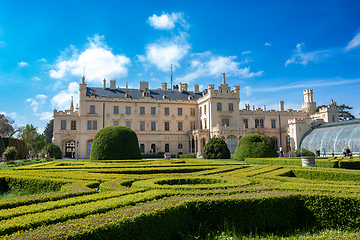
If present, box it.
[0,157,359,239]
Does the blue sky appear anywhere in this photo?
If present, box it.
[1,0,360,133]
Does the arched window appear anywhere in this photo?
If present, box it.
[151,144,156,153]
[87,140,93,157]
[178,144,183,154]
[140,144,145,154]
[165,144,170,153]
[227,135,237,154]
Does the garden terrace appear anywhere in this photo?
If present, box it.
[1,158,360,239]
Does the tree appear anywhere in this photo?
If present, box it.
[0,115,15,137]
[44,144,62,159]
[316,104,355,121]
[203,138,230,159]
[43,119,54,144]
[21,124,45,152]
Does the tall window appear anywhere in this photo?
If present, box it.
[178,144,183,154]
[178,122,183,131]
[165,122,169,131]
[190,108,195,116]
[151,121,156,131]
[243,119,248,128]
[151,107,156,115]
[199,107,202,115]
[71,120,76,130]
[229,103,233,111]
[87,140,93,156]
[140,144,145,153]
[61,120,66,130]
[140,121,145,131]
[227,136,238,154]
[126,121,131,128]
[140,107,145,115]
[151,144,156,153]
[178,108,182,116]
[191,122,195,131]
[93,120,97,130]
[260,119,264,128]
[165,144,170,153]
[217,103,222,111]
[204,120,207,129]
[114,106,119,114]
[90,105,95,113]
[200,121,203,129]
[204,106,206,115]
[87,120,91,130]
[255,119,259,128]
[222,118,229,127]
[126,106,131,114]
[113,121,119,126]
[271,119,276,129]
[164,107,169,115]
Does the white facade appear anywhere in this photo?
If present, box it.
[53,73,339,159]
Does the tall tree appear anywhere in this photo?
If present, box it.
[316,104,355,121]
[21,124,45,152]
[0,115,15,137]
[43,119,54,144]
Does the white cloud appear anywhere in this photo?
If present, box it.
[18,61,28,67]
[242,86,252,96]
[148,12,188,30]
[345,32,360,51]
[38,58,47,62]
[49,34,131,85]
[140,34,190,71]
[265,42,271,46]
[177,52,263,83]
[285,43,329,66]
[242,51,251,55]
[51,82,78,110]
[32,77,41,81]
[26,94,52,121]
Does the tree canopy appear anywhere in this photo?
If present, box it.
[20,124,46,152]
[43,119,54,144]
[316,104,355,121]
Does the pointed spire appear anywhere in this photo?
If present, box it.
[126,78,128,89]
[70,96,74,111]
[82,67,86,84]
[170,60,173,90]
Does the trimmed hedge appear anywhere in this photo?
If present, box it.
[0,136,5,155]
[203,138,230,159]
[233,134,278,161]
[2,137,28,159]
[90,126,141,160]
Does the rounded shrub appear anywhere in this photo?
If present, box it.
[291,148,315,157]
[90,126,141,160]
[44,144,62,159]
[3,146,18,161]
[203,137,230,159]
[233,134,278,161]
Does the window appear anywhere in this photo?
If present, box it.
[229,103,233,111]
[151,107,156,115]
[191,122,195,131]
[204,106,206,115]
[71,120,76,130]
[217,103,222,111]
[271,119,276,129]
[140,121,145,131]
[90,105,95,113]
[260,119,264,128]
[204,120,207,129]
[113,121,119,126]
[199,107,202,115]
[114,106,119,114]
[165,144,170,153]
[140,107,145,115]
[151,121,156,131]
[151,144,156,153]
[87,120,91,130]
[126,106,131,114]
[87,140,93,156]
[178,144,183,154]
[200,121,203,129]
[178,108,182,116]
[190,108,195,116]
[140,144,145,153]
[178,122,183,131]
[165,122,169,131]
[243,119,248,128]
[227,136,237,154]
[93,120,97,130]
[61,120,66,130]
[255,119,259,128]
[126,121,131,128]
[164,107,169,115]
[222,118,229,127]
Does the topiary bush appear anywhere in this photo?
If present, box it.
[233,134,278,161]
[203,138,230,159]
[90,126,141,160]
[290,148,315,157]
[3,146,18,161]
[44,144,62,159]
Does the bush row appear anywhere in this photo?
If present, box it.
[6,193,360,239]
[291,169,360,182]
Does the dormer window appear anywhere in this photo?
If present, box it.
[188,94,193,100]
[143,89,150,97]
[91,90,95,96]
[125,91,130,98]
[163,93,168,100]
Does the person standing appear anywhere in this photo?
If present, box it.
[331,148,334,157]
[322,149,326,157]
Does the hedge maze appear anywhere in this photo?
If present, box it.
[1,158,360,239]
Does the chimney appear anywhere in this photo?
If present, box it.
[103,78,106,89]
[110,80,116,89]
[139,81,149,91]
[161,82,167,90]
[222,73,226,84]
[70,96,74,111]
[279,101,284,111]
[194,84,199,93]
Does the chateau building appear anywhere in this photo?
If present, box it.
[53,73,340,159]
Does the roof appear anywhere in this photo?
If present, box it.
[86,87,203,101]
[315,119,360,129]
